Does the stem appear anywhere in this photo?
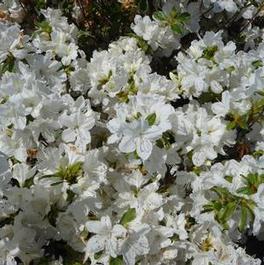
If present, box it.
[239,1,264,32]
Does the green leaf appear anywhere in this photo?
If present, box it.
[224,175,233,183]
[0,55,15,75]
[23,176,35,188]
[178,12,190,22]
[94,250,104,260]
[236,187,252,195]
[52,162,83,185]
[171,23,183,34]
[247,173,259,185]
[170,233,180,242]
[110,256,124,265]
[257,90,264,97]
[128,34,152,54]
[153,11,167,21]
[202,203,214,213]
[221,201,237,221]
[226,121,236,130]
[225,65,235,73]
[252,60,263,69]
[239,206,248,232]
[237,114,249,130]
[120,208,136,227]
[202,45,218,60]
[36,20,52,34]
[146,113,156,126]
[35,0,46,9]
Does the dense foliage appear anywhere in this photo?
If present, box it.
[1,0,264,264]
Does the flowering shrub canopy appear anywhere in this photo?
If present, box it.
[0,0,264,264]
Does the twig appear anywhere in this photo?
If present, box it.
[77,0,88,19]
[239,1,264,33]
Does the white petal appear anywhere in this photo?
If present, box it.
[192,150,206,166]
[112,224,127,238]
[62,128,76,142]
[85,235,105,256]
[85,220,105,234]
[211,102,226,116]
[119,136,136,153]
[136,138,152,160]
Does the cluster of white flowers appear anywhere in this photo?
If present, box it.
[0,0,264,264]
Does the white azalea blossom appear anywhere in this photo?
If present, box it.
[0,1,264,264]
[84,216,127,261]
[107,94,174,160]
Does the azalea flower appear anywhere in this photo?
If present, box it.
[107,94,174,160]
[84,216,127,261]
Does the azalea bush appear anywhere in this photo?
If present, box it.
[1,0,264,264]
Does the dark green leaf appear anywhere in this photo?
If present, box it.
[252,60,263,69]
[94,250,104,260]
[137,0,148,11]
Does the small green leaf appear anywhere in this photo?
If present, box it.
[247,173,258,185]
[257,90,264,97]
[216,201,237,228]
[226,121,236,130]
[178,12,190,22]
[23,176,35,188]
[94,250,104,260]
[134,112,142,120]
[120,208,136,227]
[236,187,252,195]
[170,233,180,242]
[221,201,237,221]
[110,256,124,265]
[239,206,248,232]
[36,20,52,34]
[202,203,214,213]
[224,175,233,183]
[202,45,218,60]
[171,23,183,34]
[252,60,263,69]
[146,113,156,126]
[0,55,15,75]
[225,65,235,73]
[55,162,83,184]
[153,11,167,21]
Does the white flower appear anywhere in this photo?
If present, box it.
[211,90,231,116]
[84,216,127,261]
[107,94,174,160]
[131,15,180,56]
[59,96,96,151]
[12,163,36,187]
[50,30,78,65]
[212,0,238,13]
[171,104,233,166]
[121,223,150,265]
[0,22,28,63]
